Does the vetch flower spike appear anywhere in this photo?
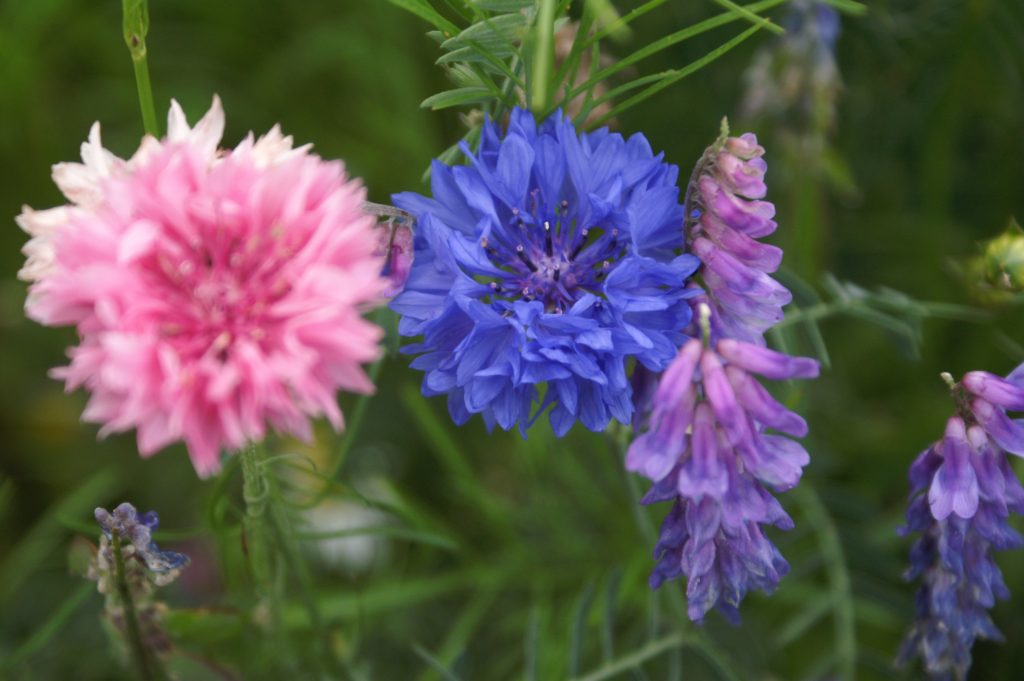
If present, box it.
[20,96,388,476]
[899,367,1024,680]
[685,121,790,345]
[88,503,188,673]
[391,108,701,436]
[628,303,819,623]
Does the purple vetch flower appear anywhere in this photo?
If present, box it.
[898,368,1024,680]
[685,128,791,345]
[740,0,842,132]
[391,108,701,435]
[94,502,189,584]
[627,305,819,622]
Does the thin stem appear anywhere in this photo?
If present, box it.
[111,532,167,681]
[570,633,687,681]
[122,0,160,136]
[530,0,557,112]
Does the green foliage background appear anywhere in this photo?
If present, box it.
[0,1,1023,679]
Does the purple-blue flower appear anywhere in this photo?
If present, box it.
[391,108,700,435]
[685,132,790,345]
[741,0,842,130]
[628,308,819,623]
[899,369,1024,680]
[95,502,189,583]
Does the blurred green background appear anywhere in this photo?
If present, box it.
[1,1,1023,679]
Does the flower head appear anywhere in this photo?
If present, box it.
[686,129,790,345]
[899,368,1024,680]
[392,108,700,435]
[628,306,818,622]
[22,97,387,476]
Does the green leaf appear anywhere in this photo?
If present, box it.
[569,633,688,681]
[587,25,763,128]
[796,486,857,681]
[574,0,786,97]
[0,470,117,607]
[295,524,459,551]
[421,86,494,109]
[600,568,622,662]
[417,590,498,681]
[568,581,596,677]
[524,604,542,681]
[385,0,460,35]
[471,0,535,10]
[2,582,94,668]
[711,0,784,35]
[441,13,528,54]
[413,644,464,681]
[774,594,834,648]
[819,0,868,15]
[164,608,249,648]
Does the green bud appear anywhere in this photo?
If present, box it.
[122,0,149,59]
[981,218,1024,291]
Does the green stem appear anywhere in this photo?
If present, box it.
[111,532,167,681]
[240,443,294,672]
[241,444,272,595]
[530,0,557,112]
[122,0,160,136]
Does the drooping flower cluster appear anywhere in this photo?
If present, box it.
[89,503,189,656]
[628,306,819,622]
[685,130,790,345]
[392,107,701,435]
[20,97,387,476]
[741,0,842,134]
[899,369,1024,680]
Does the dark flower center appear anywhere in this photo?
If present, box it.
[479,195,625,313]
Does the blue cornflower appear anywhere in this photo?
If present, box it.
[899,369,1024,680]
[391,108,700,435]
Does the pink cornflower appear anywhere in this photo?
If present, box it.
[21,97,387,476]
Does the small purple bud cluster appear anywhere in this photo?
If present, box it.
[899,369,1024,680]
[629,311,819,622]
[88,503,189,657]
[686,131,790,345]
[94,502,190,586]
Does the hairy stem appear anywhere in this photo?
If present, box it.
[240,443,293,672]
[241,444,272,595]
